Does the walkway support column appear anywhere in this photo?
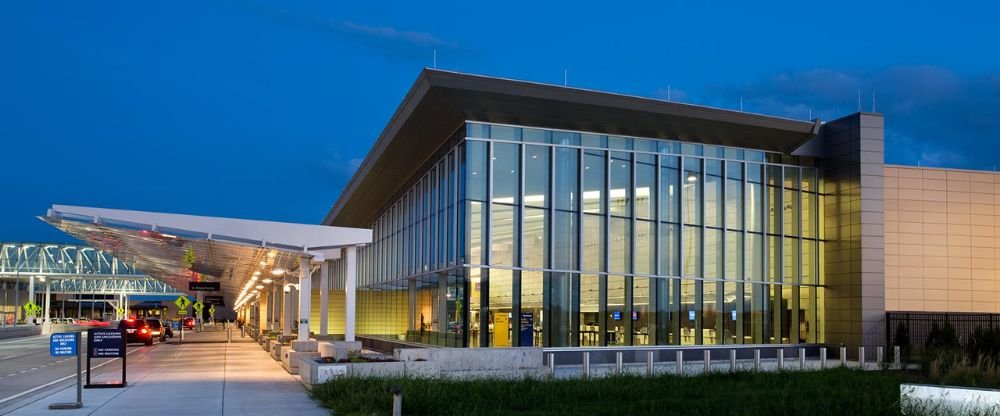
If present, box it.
[345,246,357,342]
[282,284,292,337]
[319,260,330,337]
[43,279,51,334]
[298,257,311,342]
[27,275,35,322]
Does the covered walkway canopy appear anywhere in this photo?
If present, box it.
[41,205,372,341]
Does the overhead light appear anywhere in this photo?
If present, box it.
[250,275,258,281]
[261,278,273,284]
[267,251,277,258]
[256,285,265,289]
[271,268,286,276]
[686,173,698,183]
[253,271,261,276]
[259,261,266,266]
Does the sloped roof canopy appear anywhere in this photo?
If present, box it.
[324,69,819,228]
[42,205,372,307]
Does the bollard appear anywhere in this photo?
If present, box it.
[646,351,654,377]
[820,347,827,369]
[548,353,555,375]
[615,351,623,375]
[227,327,232,343]
[387,384,403,416]
[241,325,245,338]
[753,349,761,372]
[583,352,591,379]
[799,347,806,370]
[877,347,884,368]
[894,346,901,369]
[777,349,784,370]
[677,350,684,375]
[703,350,711,373]
[859,346,866,370]
[729,349,737,373]
[840,346,847,367]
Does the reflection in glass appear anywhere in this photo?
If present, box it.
[660,223,680,276]
[705,160,723,228]
[610,152,632,217]
[607,275,626,346]
[660,156,680,223]
[635,220,655,275]
[579,274,601,346]
[490,204,518,266]
[704,228,721,279]
[634,277,651,345]
[683,226,701,278]
[523,208,547,269]
[582,214,605,272]
[609,217,632,274]
[554,148,579,211]
[552,210,578,271]
[521,271,543,347]
[524,145,549,208]
[683,158,702,225]
[725,231,743,280]
[583,150,606,214]
[636,154,656,220]
[488,269,514,347]
[492,143,520,204]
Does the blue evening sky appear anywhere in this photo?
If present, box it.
[2,1,999,243]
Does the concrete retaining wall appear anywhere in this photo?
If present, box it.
[901,384,1000,414]
[0,325,42,340]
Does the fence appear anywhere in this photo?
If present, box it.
[886,311,1000,355]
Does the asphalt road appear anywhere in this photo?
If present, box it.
[0,332,159,414]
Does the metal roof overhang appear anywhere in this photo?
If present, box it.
[42,205,372,309]
[324,69,819,228]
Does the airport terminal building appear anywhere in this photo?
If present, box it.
[321,69,885,350]
[44,69,1000,354]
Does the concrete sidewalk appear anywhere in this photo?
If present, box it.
[4,327,329,416]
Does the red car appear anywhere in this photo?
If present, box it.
[182,317,195,330]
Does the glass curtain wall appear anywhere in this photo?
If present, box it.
[355,121,824,348]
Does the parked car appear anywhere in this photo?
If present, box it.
[117,318,154,346]
[145,318,167,342]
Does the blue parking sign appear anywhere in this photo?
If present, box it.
[50,332,77,357]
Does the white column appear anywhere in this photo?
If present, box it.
[270,284,277,331]
[297,257,312,342]
[27,276,35,321]
[282,285,292,337]
[319,260,330,336]
[345,246,357,342]
[43,280,51,333]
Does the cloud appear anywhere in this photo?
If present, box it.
[235,2,461,62]
[678,66,1000,170]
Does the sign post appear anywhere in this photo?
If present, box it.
[85,328,127,388]
[175,296,190,343]
[48,332,82,409]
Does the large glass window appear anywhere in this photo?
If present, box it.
[635,220,655,275]
[609,217,632,274]
[554,148,579,211]
[704,228,721,279]
[725,161,743,230]
[703,281,721,345]
[523,208,548,269]
[683,226,701,277]
[466,141,487,202]
[488,269,514,347]
[524,145,549,208]
[552,210,578,270]
[660,223,680,276]
[582,214,605,272]
[493,143,520,204]
[521,271,543,347]
[583,150,606,214]
[725,231,743,280]
[636,154,656,220]
[746,164,763,232]
[579,274,601,346]
[607,275,626,346]
[610,152,632,217]
[705,160,723,228]
[683,158,702,225]
[660,156,680,223]
[547,272,577,347]
[633,277,651,345]
[491,203,518,266]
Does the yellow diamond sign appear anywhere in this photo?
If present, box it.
[175,296,191,310]
[193,301,204,313]
[117,307,125,315]
[208,306,215,317]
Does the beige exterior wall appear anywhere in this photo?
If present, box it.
[884,165,1000,312]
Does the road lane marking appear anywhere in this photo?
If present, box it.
[0,346,147,406]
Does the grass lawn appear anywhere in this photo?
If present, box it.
[310,368,917,416]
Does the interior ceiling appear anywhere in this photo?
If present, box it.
[42,216,304,307]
